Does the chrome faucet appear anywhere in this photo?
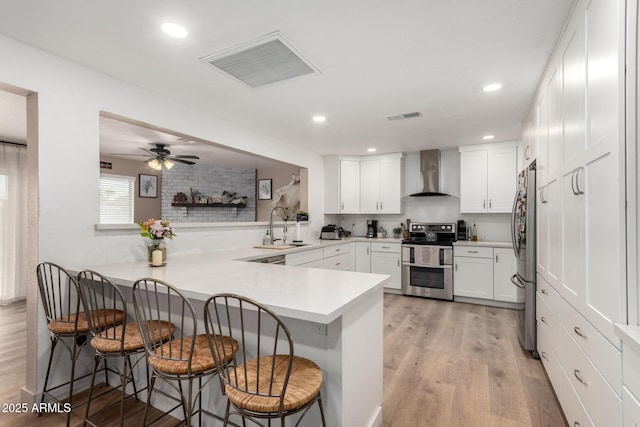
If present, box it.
[269,206,288,245]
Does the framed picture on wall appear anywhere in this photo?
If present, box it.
[258,179,272,200]
[139,174,158,198]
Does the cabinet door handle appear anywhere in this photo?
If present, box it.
[382,246,390,249]
[397,259,400,267]
[376,202,379,210]
[336,248,341,252]
[574,369,588,385]
[367,246,370,255]
[495,255,499,263]
[540,187,547,204]
[483,199,486,209]
[468,250,478,254]
[571,169,578,195]
[541,351,548,360]
[341,201,344,210]
[380,201,383,210]
[541,316,548,325]
[541,288,548,295]
[455,264,457,271]
[573,326,587,339]
[489,199,492,209]
[574,422,580,427]
[575,167,584,195]
[525,145,530,160]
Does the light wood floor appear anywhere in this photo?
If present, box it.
[382,294,567,426]
[0,296,566,426]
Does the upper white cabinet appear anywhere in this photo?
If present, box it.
[519,112,537,171]
[325,153,404,215]
[459,144,517,213]
[360,155,403,214]
[324,157,360,214]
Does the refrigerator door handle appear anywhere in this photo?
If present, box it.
[510,274,525,289]
[511,190,520,259]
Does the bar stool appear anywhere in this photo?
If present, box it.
[77,270,175,426]
[36,262,117,425]
[132,278,238,426]
[204,293,326,427]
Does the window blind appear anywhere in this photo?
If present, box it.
[99,173,135,224]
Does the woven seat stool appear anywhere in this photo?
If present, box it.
[77,270,175,426]
[204,293,326,427]
[132,278,238,426]
[36,262,122,426]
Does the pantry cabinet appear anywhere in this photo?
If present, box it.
[530,0,627,425]
[325,153,404,215]
[459,144,517,213]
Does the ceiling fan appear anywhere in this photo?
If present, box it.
[113,143,200,170]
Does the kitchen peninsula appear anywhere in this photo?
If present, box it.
[72,243,387,427]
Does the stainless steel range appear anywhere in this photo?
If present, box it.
[401,222,456,300]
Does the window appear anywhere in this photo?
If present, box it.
[99,173,135,224]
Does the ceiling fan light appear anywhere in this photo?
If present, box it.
[148,158,162,170]
[163,159,175,169]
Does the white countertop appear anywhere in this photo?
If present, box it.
[452,240,512,248]
[72,241,391,324]
[614,323,640,355]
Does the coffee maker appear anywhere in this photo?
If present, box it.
[457,220,467,241]
[366,220,378,238]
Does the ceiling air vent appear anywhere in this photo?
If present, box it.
[386,111,423,121]
[199,31,320,88]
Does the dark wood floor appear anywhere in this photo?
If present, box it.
[0,296,566,426]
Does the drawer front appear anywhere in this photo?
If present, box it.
[323,244,350,258]
[623,386,640,427]
[537,292,560,353]
[285,248,323,266]
[370,242,401,253]
[561,326,622,427]
[560,369,595,427]
[537,274,562,317]
[322,252,350,271]
[454,246,493,258]
[538,326,563,395]
[560,297,622,394]
[300,259,324,269]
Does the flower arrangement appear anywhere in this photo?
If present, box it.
[137,218,176,240]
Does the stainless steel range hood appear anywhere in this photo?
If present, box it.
[410,150,454,197]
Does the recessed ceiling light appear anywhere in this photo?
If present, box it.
[312,116,326,123]
[162,23,188,38]
[482,135,495,140]
[482,83,502,92]
[367,148,377,153]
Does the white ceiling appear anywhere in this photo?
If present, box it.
[0,0,574,160]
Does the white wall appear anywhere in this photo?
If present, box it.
[0,33,324,396]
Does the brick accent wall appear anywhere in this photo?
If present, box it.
[161,164,256,222]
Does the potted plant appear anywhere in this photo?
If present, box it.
[393,227,402,239]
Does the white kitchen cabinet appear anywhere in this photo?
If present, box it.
[623,387,640,427]
[370,243,401,290]
[360,155,404,214]
[324,157,360,214]
[519,112,536,171]
[453,247,494,299]
[459,145,517,213]
[355,241,371,273]
[493,248,519,303]
[325,154,403,215]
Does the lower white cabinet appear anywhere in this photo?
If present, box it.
[322,252,350,271]
[623,387,640,427]
[354,241,401,290]
[453,245,520,303]
[493,248,520,303]
[453,246,494,299]
[286,244,354,271]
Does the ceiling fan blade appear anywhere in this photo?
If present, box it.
[108,153,152,157]
[173,155,200,159]
[171,158,196,165]
[138,147,156,155]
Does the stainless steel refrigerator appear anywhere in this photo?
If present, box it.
[511,162,538,357]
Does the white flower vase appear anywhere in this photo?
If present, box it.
[147,238,167,266]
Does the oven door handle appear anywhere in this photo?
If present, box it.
[402,262,452,269]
